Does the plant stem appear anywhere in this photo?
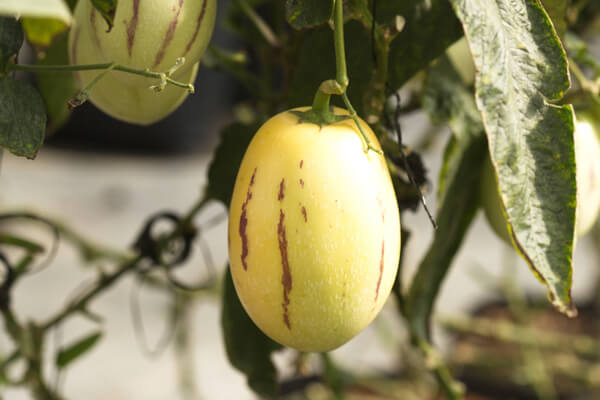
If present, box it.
[7,62,194,91]
[334,0,348,90]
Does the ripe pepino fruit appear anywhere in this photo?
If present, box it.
[228,107,401,352]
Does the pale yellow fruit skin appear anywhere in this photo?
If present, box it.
[228,107,401,352]
[68,0,216,125]
[481,114,600,242]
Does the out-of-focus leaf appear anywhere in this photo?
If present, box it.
[221,268,281,398]
[0,17,23,72]
[0,0,72,24]
[35,32,77,130]
[381,0,463,89]
[0,77,46,158]
[56,331,102,369]
[540,0,567,38]
[285,0,333,29]
[407,56,486,340]
[21,17,67,47]
[207,122,260,207]
[451,0,576,316]
[90,0,116,31]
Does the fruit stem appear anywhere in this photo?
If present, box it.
[7,62,195,91]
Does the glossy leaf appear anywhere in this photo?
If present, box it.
[221,268,281,398]
[0,77,46,158]
[451,0,577,316]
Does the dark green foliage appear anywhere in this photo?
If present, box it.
[0,77,46,158]
[221,268,282,398]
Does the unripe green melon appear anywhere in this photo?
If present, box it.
[228,107,401,352]
[68,0,216,125]
[481,114,600,243]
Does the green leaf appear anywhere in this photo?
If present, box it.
[384,0,463,89]
[207,122,259,207]
[450,0,576,316]
[21,17,68,47]
[91,0,117,31]
[0,77,46,158]
[0,0,72,24]
[540,0,567,38]
[221,268,281,398]
[408,56,487,340]
[56,331,102,369]
[285,0,333,29]
[0,16,23,72]
[35,32,77,130]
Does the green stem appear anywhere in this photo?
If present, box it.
[342,93,382,154]
[312,89,332,116]
[7,62,194,91]
[334,0,348,90]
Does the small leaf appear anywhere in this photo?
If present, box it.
[207,122,259,207]
[285,0,333,29]
[56,331,102,369]
[450,0,577,316]
[0,16,23,72]
[221,268,281,398]
[21,17,68,47]
[0,77,46,158]
[0,0,72,24]
[408,56,487,340]
[384,0,463,89]
[90,0,117,31]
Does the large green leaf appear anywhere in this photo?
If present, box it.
[450,0,576,316]
[0,77,46,158]
[0,17,23,73]
[382,0,463,89]
[221,268,281,398]
[206,122,260,207]
[407,56,486,340]
[285,0,333,29]
[0,0,71,24]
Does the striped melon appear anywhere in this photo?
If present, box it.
[68,0,216,125]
